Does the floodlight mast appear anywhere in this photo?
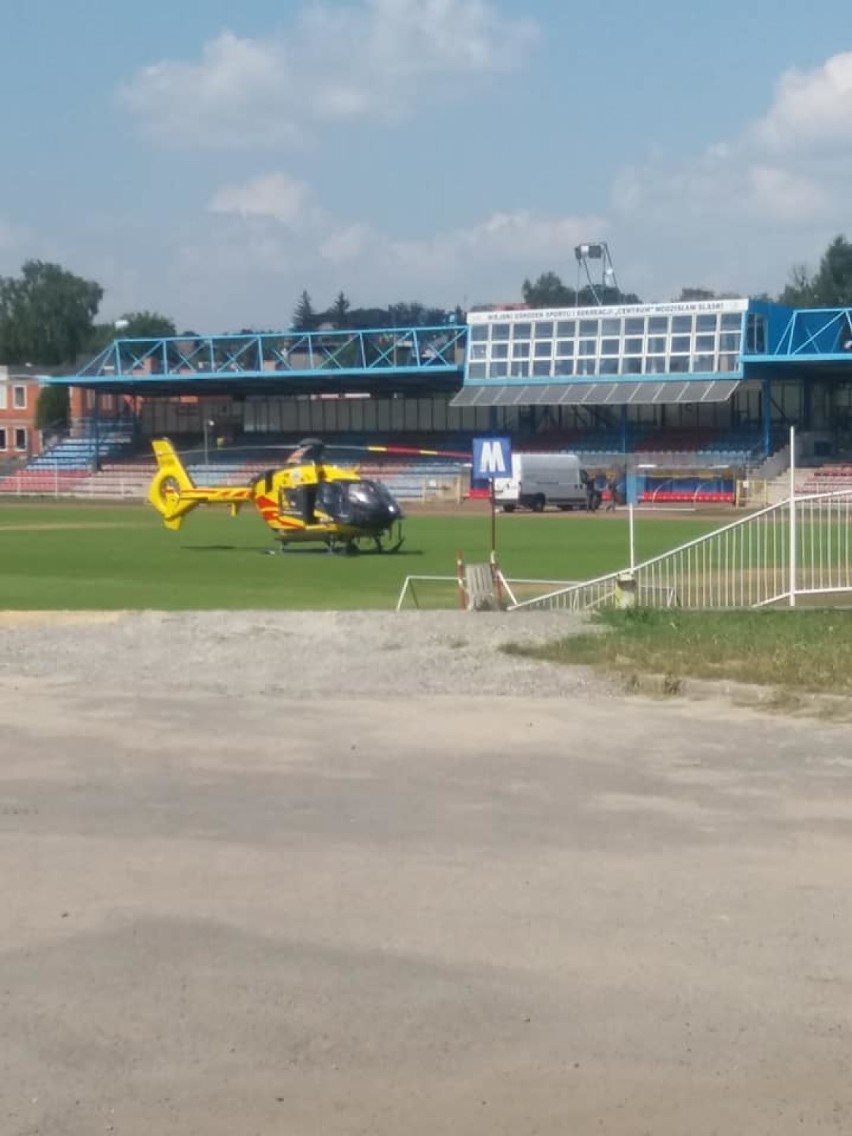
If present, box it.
[574,242,619,306]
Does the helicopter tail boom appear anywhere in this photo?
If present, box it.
[148,439,252,530]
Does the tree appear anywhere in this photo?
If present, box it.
[35,384,69,430]
[329,291,351,328]
[0,260,103,365]
[677,287,716,302]
[522,272,575,307]
[780,236,852,307]
[292,290,317,331]
[89,310,177,352]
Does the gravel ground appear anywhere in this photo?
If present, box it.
[0,608,608,699]
[3,611,852,1136]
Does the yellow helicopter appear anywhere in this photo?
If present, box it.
[147,436,467,554]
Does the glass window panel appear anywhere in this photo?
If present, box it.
[695,334,715,351]
[696,314,717,332]
[720,332,741,351]
[624,337,644,354]
[554,359,574,376]
[646,355,666,373]
[669,357,689,373]
[601,338,619,355]
[470,344,487,360]
[533,360,554,376]
[648,316,668,333]
[624,318,645,334]
[555,338,574,356]
[672,315,692,333]
[468,363,487,379]
[601,318,621,335]
[533,321,555,339]
[489,360,508,377]
[671,335,691,353]
[490,343,509,360]
[556,320,575,336]
[470,325,488,341]
[509,359,529,376]
[512,322,532,340]
[720,313,743,331]
[579,319,598,335]
[599,358,618,375]
[491,324,510,340]
[577,359,597,375]
[579,339,596,356]
[623,357,642,374]
[534,340,553,358]
[694,354,715,372]
[648,335,667,353]
[511,341,530,359]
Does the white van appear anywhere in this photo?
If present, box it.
[493,452,599,512]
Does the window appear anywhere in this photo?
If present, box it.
[624,337,644,354]
[491,324,510,341]
[696,314,717,333]
[511,322,531,340]
[556,320,575,337]
[470,325,488,342]
[14,428,27,451]
[468,363,487,379]
[600,338,620,355]
[13,385,26,409]
[469,344,487,361]
[671,335,691,353]
[0,428,6,449]
[671,315,692,334]
[490,343,509,360]
[601,318,621,336]
[533,321,555,340]
[511,341,530,359]
[624,318,645,335]
[534,340,553,358]
[579,319,598,336]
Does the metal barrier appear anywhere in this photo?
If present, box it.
[511,488,852,612]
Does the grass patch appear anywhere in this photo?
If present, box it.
[505,607,852,695]
[0,500,716,611]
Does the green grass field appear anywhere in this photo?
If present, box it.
[0,500,719,610]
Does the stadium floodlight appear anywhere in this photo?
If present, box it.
[574,241,620,306]
[114,318,130,333]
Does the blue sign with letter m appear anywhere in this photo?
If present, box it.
[473,436,512,480]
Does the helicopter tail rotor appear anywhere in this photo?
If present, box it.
[147,439,200,530]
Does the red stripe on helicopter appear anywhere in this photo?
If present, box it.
[365,445,470,459]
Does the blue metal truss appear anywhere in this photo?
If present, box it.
[752,306,852,361]
[71,325,468,385]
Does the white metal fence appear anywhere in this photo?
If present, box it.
[511,487,852,613]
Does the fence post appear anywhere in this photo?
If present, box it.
[789,425,797,607]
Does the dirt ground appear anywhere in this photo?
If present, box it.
[1,610,852,1135]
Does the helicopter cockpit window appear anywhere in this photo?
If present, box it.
[348,481,383,507]
[316,480,344,514]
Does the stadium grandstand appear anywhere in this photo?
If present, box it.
[4,295,852,506]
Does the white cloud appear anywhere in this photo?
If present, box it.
[608,50,852,298]
[120,0,537,148]
[754,52,852,153]
[209,173,316,226]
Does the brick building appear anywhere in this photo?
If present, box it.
[0,365,43,460]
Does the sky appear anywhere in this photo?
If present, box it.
[1,0,851,333]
